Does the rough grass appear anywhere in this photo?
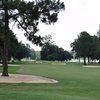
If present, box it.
[0,61,100,100]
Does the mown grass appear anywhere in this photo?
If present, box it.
[0,61,100,100]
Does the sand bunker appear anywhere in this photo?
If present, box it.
[0,64,20,66]
[83,65,100,68]
[52,62,66,65]
[0,73,58,83]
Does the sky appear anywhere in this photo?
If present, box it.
[11,0,100,51]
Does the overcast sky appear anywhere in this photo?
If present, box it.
[11,0,100,51]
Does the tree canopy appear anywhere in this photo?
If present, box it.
[71,31,100,64]
[71,31,93,64]
[41,35,72,61]
[0,25,36,61]
[0,0,65,76]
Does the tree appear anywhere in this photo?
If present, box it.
[0,0,65,76]
[89,36,98,62]
[41,35,72,61]
[35,51,40,60]
[94,36,100,62]
[0,21,4,61]
[41,43,72,61]
[43,34,54,44]
[29,49,36,60]
[14,42,28,61]
[97,24,100,37]
[71,31,93,65]
[0,26,29,61]
[0,22,19,61]
[8,31,19,61]
[41,34,56,60]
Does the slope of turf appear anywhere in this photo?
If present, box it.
[0,61,100,100]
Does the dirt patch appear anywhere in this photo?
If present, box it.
[0,73,58,83]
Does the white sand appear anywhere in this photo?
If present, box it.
[0,73,58,83]
[82,65,100,68]
[0,64,20,66]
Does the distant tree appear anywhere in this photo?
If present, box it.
[71,31,93,65]
[41,43,72,61]
[35,51,40,60]
[41,35,57,60]
[41,43,55,60]
[14,42,28,61]
[95,37,100,62]
[95,25,100,62]
[64,51,73,61]
[97,24,100,37]
[57,48,72,61]
[43,34,54,45]
[89,36,98,61]
[0,0,65,76]
[29,49,36,59]
[25,43,31,58]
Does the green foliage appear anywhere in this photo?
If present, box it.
[71,30,100,64]
[71,31,94,64]
[41,35,72,61]
[0,25,33,61]
[13,43,36,61]
[0,0,65,46]
[41,43,72,61]
[0,25,36,61]
[92,36,100,61]
[71,31,92,57]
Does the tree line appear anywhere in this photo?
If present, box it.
[41,35,72,61]
[71,31,100,65]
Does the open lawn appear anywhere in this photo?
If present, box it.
[0,61,100,100]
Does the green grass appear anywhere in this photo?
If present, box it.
[0,61,100,100]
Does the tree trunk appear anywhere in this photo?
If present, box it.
[83,57,86,65]
[88,57,90,63]
[2,1,9,76]
[78,57,80,63]
[2,41,9,76]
